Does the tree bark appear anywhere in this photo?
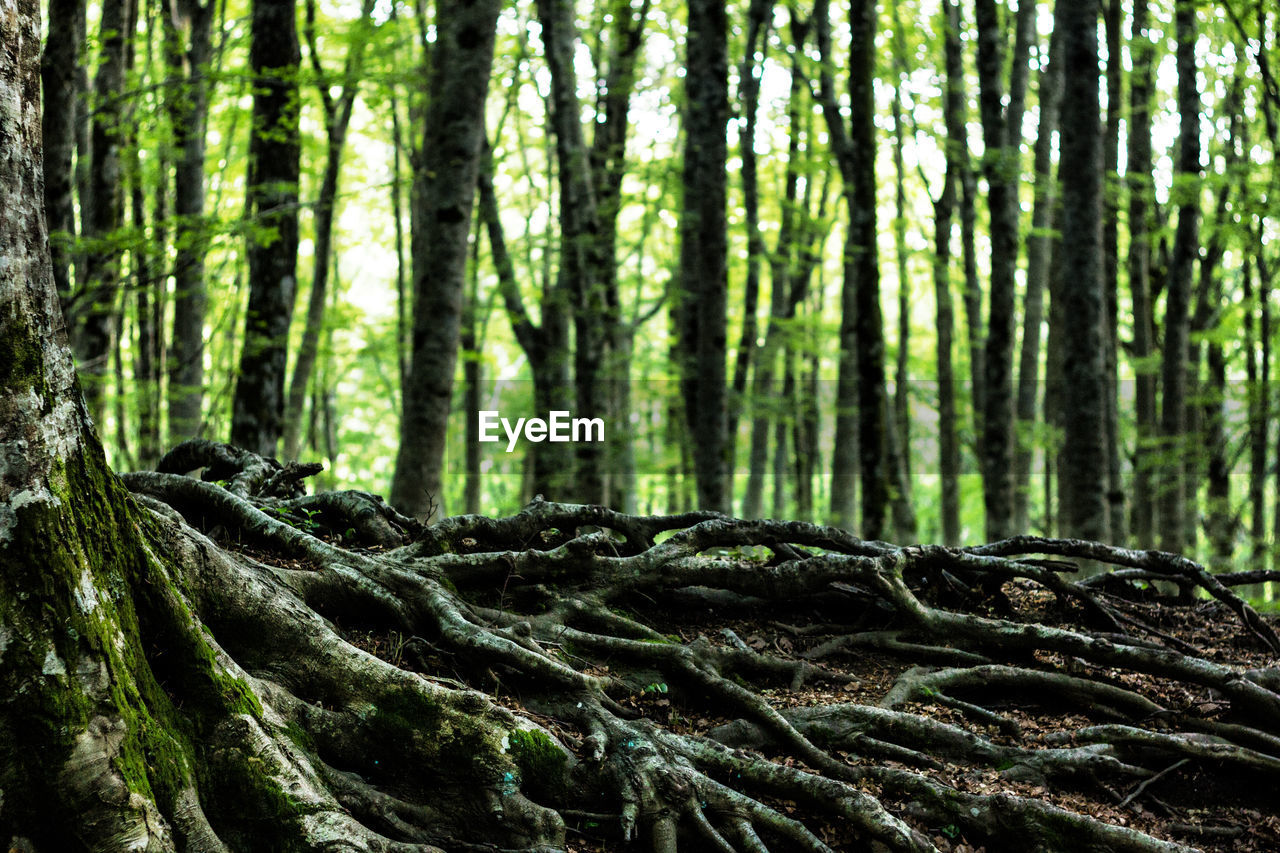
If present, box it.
[536,0,610,505]
[1157,0,1201,555]
[391,0,501,519]
[1127,0,1157,547]
[819,0,885,537]
[677,0,730,512]
[1055,0,1109,543]
[729,0,773,514]
[1014,25,1062,535]
[41,0,82,314]
[76,0,129,421]
[163,0,213,445]
[231,0,301,457]
[1102,0,1125,542]
[975,0,1032,541]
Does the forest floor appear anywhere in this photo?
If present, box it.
[325,562,1280,853]
[129,443,1280,853]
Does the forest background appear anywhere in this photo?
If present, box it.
[41,0,1280,587]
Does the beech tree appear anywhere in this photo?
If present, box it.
[390,0,502,520]
[231,0,302,457]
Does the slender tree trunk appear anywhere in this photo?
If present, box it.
[41,0,82,313]
[744,46,803,520]
[391,0,501,519]
[1014,26,1062,534]
[1158,0,1202,555]
[231,0,300,457]
[282,0,375,460]
[819,0,884,536]
[1245,257,1268,570]
[1056,0,1109,543]
[77,0,130,420]
[677,0,730,512]
[975,0,1032,541]
[592,0,650,511]
[942,0,983,468]
[728,0,772,511]
[163,0,212,444]
[888,57,915,540]
[1102,0,1125,542]
[1127,0,1157,547]
[933,0,967,545]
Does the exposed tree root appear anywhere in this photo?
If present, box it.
[33,440,1280,851]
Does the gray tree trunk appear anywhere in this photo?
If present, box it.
[729,0,773,512]
[231,0,301,457]
[77,0,129,421]
[282,0,376,461]
[677,0,730,512]
[1013,27,1062,535]
[390,0,501,519]
[1157,0,1202,554]
[164,0,213,445]
[1102,0,1125,542]
[1055,0,1109,543]
[41,0,82,313]
[1127,0,1158,546]
[975,0,1033,541]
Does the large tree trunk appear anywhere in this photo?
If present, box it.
[390,0,501,519]
[676,0,730,513]
[231,0,301,457]
[1055,0,1109,542]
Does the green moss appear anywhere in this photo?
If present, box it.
[367,684,512,782]
[507,727,566,785]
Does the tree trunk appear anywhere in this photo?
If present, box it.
[231,0,301,457]
[1127,0,1158,547]
[164,0,213,445]
[729,0,773,513]
[1056,0,1109,543]
[282,0,376,461]
[677,0,730,513]
[390,0,501,519]
[77,0,129,420]
[537,0,611,506]
[592,0,650,512]
[943,0,984,482]
[1014,25,1062,535]
[975,0,1032,541]
[744,40,803,520]
[1158,0,1201,555]
[41,0,82,313]
[1102,0,1125,543]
